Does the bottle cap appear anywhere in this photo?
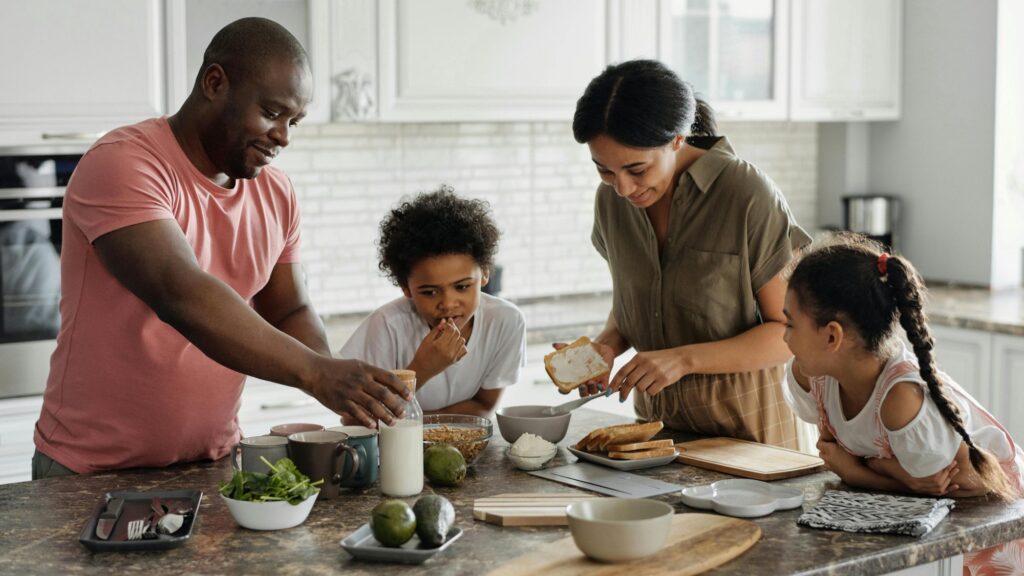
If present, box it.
[389,369,417,392]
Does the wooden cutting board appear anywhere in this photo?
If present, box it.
[675,437,825,480]
[473,493,602,526]
[488,513,760,576]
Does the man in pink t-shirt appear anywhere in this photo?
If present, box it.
[33,18,410,477]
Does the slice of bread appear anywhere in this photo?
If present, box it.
[574,421,664,452]
[607,447,677,460]
[604,438,674,452]
[544,337,610,393]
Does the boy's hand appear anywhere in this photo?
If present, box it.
[410,318,468,383]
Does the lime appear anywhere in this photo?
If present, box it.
[370,500,416,547]
[424,443,467,487]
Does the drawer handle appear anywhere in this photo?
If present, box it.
[259,399,317,410]
[41,132,104,141]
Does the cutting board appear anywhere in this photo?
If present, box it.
[674,437,825,480]
[473,493,602,526]
[489,513,760,576]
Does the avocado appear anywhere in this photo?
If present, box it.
[370,500,417,547]
[424,443,467,487]
[413,495,456,547]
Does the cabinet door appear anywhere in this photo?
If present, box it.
[0,396,44,485]
[993,334,1024,444]
[376,0,610,122]
[0,0,165,147]
[790,0,901,121]
[238,378,340,437]
[930,325,992,408]
[660,0,789,120]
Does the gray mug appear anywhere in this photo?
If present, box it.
[328,425,379,489]
[232,435,289,474]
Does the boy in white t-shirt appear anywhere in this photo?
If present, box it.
[339,186,526,416]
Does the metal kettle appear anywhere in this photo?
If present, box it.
[842,194,900,250]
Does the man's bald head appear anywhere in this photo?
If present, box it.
[195,17,309,90]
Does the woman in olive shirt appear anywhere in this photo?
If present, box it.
[572,60,811,448]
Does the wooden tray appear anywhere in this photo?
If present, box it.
[489,513,760,575]
[675,437,825,481]
[473,492,601,526]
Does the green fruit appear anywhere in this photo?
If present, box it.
[424,443,467,487]
[413,495,456,547]
[370,500,416,547]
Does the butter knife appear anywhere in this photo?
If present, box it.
[95,497,124,540]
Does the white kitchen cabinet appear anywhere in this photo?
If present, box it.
[992,334,1024,445]
[164,0,331,123]
[0,0,165,147]
[334,0,612,122]
[658,0,790,120]
[931,324,993,407]
[0,396,44,485]
[237,377,340,437]
[790,0,902,121]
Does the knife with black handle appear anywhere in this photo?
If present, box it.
[95,497,124,540]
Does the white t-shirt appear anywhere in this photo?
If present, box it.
[338,293,526,411]
[784,343,1018,479]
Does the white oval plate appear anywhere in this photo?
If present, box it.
[679,478,804,518]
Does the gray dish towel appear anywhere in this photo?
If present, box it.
[798,490,955,537]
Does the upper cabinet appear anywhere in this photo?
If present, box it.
[0,0,165,147]
[659,0,789,120]
[789,0,902,121]
[165,0,331,123]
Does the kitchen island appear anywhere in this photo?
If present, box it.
[2,409,1023,575]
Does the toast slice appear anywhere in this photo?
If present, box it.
[607,447,677,460]
[544,337,610,393]
[575,423,635,451]
[604,438,674,452]
[575,421,664,452]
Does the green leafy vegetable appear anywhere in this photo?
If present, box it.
[218,457,322,505]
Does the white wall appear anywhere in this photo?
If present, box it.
[274,120,818,316]
[992,0,1024,288]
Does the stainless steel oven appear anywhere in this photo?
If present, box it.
[0,151,82,399]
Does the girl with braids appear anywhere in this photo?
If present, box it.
[783,234,1023,575]
[570,59,812,448]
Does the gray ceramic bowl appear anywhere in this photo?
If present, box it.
[495,405,571,444]
[567,499,674,563]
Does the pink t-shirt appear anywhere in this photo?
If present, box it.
[34,117,302,473]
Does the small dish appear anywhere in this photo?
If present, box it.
[495,405,571,444]
[507,447,557,470]
[339,522,463,564]
[221,492,318,530]
[566,498,674,563]
[567,446,678,471]
[679,478,804,518]
[78,489,203,552]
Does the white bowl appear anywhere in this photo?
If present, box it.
[507,447,557,470]
[567,499,674,563]
[221,492,318,530]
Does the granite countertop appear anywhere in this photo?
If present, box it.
[2,409,1023,575]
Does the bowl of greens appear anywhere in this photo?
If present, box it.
[219,456,321,530]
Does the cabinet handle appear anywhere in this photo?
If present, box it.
[41,132,104,141]
[260,399,317,410]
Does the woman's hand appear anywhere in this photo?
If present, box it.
[865,456,960,496]
[609,348,690,401]
[551,340,617,397]
[816,437,862,480]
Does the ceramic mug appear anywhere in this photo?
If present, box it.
[287,430,361,499]
[232,435,289,474]
[270,422,324,437]
[327,425,379,489]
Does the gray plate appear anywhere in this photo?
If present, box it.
[78,489,203,552]
[340,523,462,564]
[567,446,679,471]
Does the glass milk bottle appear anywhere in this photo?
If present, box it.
[379,369,423,497]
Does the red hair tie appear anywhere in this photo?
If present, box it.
[877,253,890,279]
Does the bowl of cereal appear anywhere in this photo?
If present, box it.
[422,414,492,466]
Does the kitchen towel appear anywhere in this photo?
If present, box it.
[797,490,955,537]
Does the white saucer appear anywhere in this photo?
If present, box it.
[679,479,804,518]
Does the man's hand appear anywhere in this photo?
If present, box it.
[307,358,411,429]
[865,456,960,496]
[551,340,617,397]
[409,319,467,385]
[609,349,689,402]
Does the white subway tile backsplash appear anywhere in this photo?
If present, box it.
[286,121,816,315]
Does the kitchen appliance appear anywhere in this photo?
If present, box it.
[842,194,900,251]
[0,150,82,399]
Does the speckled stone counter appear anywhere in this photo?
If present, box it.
[3,409,1023,575]
[925,286,1024,336]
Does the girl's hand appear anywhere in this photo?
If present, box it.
[609,349,689,402]
[816,437,861,479]
[551,340,616,397]
[411,319,467,381]
[865,457,960,496]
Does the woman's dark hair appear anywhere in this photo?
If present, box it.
[572,59,717,148]
[789,233,1018,500]
[377,185,500,288]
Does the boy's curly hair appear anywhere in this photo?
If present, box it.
[377,185,501,287]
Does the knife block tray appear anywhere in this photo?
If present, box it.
[79,489,203,552]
